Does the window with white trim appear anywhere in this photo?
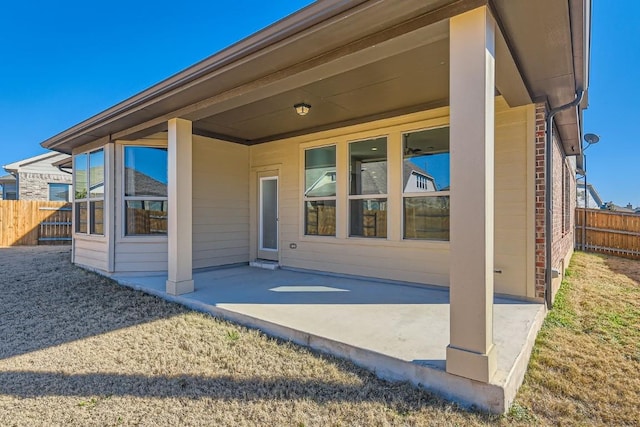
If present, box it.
[402,127,450,241]
[123,146,168,236]
[349,136,387,238]
[304,145,336,236]
[74,149,104,235]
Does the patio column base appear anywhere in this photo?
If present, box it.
[446,344,497,383]
[166,279,194,296]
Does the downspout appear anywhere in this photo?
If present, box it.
[545,89,584,308]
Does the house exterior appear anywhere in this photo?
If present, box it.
[577,182,603,209]
[41,0,591,400]
[2,152,72,201]
[0,175,17,200]
[602,201,637,214]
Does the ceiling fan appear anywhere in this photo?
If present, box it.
[404,134,422,155]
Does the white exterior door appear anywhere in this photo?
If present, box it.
[258,173,279,261]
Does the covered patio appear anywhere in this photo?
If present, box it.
[112,265,545,412]
[40,0,589,414]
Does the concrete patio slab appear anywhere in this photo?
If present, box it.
[112,265,546,413]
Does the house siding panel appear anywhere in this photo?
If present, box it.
[494,99,534,297]
[249,99,533,296]
[74,237,108,271]
[112,135,250,272]
[192,135,250,269]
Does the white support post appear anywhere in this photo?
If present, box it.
[166,118,194,295]
[446,6,497,383]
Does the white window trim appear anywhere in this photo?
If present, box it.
[303,144,338,237]
[347,136,389,239]
[297,111,451,247]
[121,144,168,238]
[74,148,105,236]
[401,125,451,241]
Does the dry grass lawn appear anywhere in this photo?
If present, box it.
[513,251,640,425]
[0,247,638,426]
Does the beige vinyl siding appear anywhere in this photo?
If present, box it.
[250,108,452,287]
[249,99,533,296]
[192,136,250,269]
[494,99,534,297]
[114,241,168,272]
[74,236,109,271]
[112,135,250,272]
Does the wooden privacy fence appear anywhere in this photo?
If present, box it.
[575,207,640,259]
[0,200,72,246]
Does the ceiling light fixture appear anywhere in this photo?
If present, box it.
[294,103,311,116]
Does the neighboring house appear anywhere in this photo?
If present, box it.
[2,152,72,201]
[603,201,637,214]
[0,174,17,200]
[41,1,591,411]
[576,182,603,209]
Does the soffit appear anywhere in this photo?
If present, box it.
[41,0,466,153]
[40,0,586,155]
[194,39,450,143]
[492,0,588,155]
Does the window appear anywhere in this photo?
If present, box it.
[49,183,70,201]
[124,146,168,236]
[304,145,336,236]
[74,149,104,235]
[402,127,450,241]
[562,162,571,235]
[349,137,387,238]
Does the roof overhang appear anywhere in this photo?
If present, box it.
[41,0,590,156]
[0,174,16,184]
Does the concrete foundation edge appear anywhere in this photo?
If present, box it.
[500,304,547,408]
[109,275,527,414]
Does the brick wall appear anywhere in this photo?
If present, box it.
[534,103,546,299]
[534,102,576,301]
[18,172,72,201]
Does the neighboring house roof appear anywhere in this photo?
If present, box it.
[402,160,437,191]
[0,174,16,184]
[41,1,589,158]
[3,152,71,174]
[52,156,73,173]
[602,201,636,213]
[126,168,167,197]
[577,182,603,209]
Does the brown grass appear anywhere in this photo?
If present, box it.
[0,247,638,426]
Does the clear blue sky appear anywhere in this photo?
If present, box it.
[0,1,636,206]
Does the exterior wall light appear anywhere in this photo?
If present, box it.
[294,103,311,116]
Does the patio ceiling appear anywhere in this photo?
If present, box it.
[41,0,588,155]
